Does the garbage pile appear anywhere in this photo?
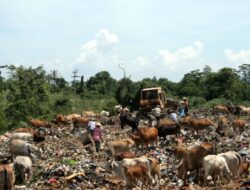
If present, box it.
[0,109,250,190]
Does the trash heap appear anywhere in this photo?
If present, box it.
[0,109,250,190]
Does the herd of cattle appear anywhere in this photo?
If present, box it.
[0,104,250,189]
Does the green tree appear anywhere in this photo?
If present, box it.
[176,69,205,97]
[5,65,50,129]
[86,71,117,95]
[204,68,244,100]
[116,77,137,109]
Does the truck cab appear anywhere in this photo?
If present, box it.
[139,87,166,112]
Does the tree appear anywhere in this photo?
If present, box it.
[5,65,50,128]
[176,69,205,97]
[116,77,137,109]
[86,71,117,95]
[238,64,250,84]
[204,68,244,100]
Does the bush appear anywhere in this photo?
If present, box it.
[189,96,207,108]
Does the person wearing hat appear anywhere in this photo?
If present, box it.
[92,122,103,156]
[152,105,162,122]
[87,117,96,135]
[183,97,189,115]
[178,100,186,118]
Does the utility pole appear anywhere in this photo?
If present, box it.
[72,70,81,84]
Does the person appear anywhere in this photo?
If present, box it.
[183,97,189,115]
[92,122,103,155]
[178,101,186,118]
[168,109,179,124]
[152,105,162,121]
[87,117,96,135]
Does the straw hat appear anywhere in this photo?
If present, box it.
[124,107,129,112]
[183,97,188,101]
[95,122,102,127]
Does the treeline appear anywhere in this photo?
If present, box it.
[0,64,250,132]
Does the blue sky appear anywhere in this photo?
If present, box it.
[1,0,250,82]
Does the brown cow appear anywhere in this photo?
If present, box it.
[55,115,67,125]
[180,116,213,135]
[216,115,228,134]
[178,144,214,184]
[115,151,136,161]
[105,138,135,158]
[132,127,158,148]
[232,118,246,132]
[82,111,97,118]
[29,119,51,128]
[65,113,81,122]
[72,117,90,132]
[0,164,15,190]
[123,164,150,188]
[213,105,230,114]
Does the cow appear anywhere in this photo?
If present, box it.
[120,112,138,132]
[132,127,158,148]
[55,115,67,125]
[180,116,213,135]
[156,118,181,139]
[237,106,250,115]
[148,157,161,182]
[14,128,45,142]
[105,138,135,158]
[123,164,150,188]
[178,144,214,184]
[73,117,89,132]
[213,105,230,115]
[105,157,155,186]
[14,156,32,184]
[232,118,246,132]
[11,132,33,142]
[10,139,39,161]
[174,142,187,160]
[218,151,242,178]
[216,116,228,135]
[115,151,136,161]
[65,113,81,123]
[0,164,15,190]
[202,155,232,186]
[29,119,51,128]
[82,111,97,118]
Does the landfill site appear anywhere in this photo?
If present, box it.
[0,106,250,190]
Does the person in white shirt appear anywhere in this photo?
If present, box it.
[168,109,179,124]
[87,117,96,135]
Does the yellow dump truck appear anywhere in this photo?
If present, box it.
[139,87,166,112]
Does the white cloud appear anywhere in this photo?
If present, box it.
[75,29,119,63]
[73,30,205,81]
[225,49,250,63]
[158,41,203,68]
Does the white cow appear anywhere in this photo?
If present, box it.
[11,132,33,142]
[10,139,39,161]
[14,156,32,184]
[105,157,154,186]
[218,151,241,178]
[202,155,232,185]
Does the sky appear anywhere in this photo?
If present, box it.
[1,0,250,82]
